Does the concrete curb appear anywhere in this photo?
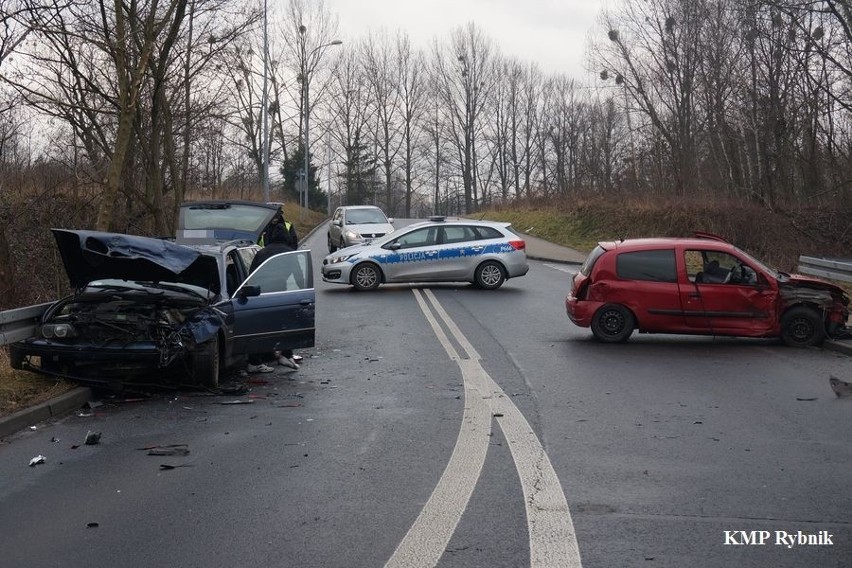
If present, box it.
[824,340,852,357]
[0,387,93,440]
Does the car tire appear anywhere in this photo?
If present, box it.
[328,236,337,253]
[339,238,346,251]
[780,306,825,347]
[474,261,506,290]
[591,304,635,343]
[351,263,381,291]
[9,346,24,370]
[192,335,221,388]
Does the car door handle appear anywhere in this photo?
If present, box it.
[299,299,313,305]
[470,246,484,252]
[425,251,437,256]
[688,292,701,299]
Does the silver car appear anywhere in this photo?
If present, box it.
[321,217,529,291]
[327,205,395,252]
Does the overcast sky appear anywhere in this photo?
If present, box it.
[323,0,615,79]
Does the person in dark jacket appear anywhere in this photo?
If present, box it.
[258,208,298,250]
[245,208,301,372]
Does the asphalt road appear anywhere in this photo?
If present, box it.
[0,220,850,568]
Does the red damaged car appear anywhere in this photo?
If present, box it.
[566,234,850,346]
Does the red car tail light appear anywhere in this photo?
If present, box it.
[508,240,526,251]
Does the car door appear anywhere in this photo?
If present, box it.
[229,250,315,355]
[436,225,483,278]
[613,248,688,332]
[381,226,441,281]
[680,249,776,335]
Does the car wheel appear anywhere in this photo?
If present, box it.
[780,306,825,347]
[328,235,337,253]
[591,304,635,343]
[339,237,346,250]
[475,261,506,290]
[351,263,381,291]
[192,335,221,388]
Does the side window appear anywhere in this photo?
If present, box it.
[688,250,756,284]
[616,249,677,282]
[393,227,438,249]
[442,226,476,244]
[244,251,311,293]
[473,226,503,240]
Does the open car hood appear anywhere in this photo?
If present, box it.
[52,229,219,291]
[178,200,279,243]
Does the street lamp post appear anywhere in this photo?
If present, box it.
[261,0,270,202]
[299,26,341,219]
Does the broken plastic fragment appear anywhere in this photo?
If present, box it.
[29,455,46,467]
[85,431,102,445]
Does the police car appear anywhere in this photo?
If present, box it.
[321,217,529,291]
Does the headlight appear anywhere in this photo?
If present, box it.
[329,254,356,264]
[343,230,361,240]
[41,323,78,339]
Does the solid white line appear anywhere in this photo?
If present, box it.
[384,289,492,568]
[421,289,582,568]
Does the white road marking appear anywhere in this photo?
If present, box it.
[544,263,578,274]
[385,289,582,568]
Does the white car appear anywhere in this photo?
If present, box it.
[327,205,395,252]
[321,217,529,291]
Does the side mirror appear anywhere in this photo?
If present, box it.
[236,284,261,299]
[387,217,395,224]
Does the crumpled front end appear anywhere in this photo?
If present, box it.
[10,292,224,386]
[780,281,851,339]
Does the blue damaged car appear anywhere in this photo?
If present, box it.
[321,217,529,291]
[10,201,315,388]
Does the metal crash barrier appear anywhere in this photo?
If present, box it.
[797,256,852,284]
[0,303,51,347]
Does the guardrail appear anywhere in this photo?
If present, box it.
[797,256,852,284]
[0,303,51,347]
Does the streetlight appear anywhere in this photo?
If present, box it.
[299,25,342,219]
[261,0,270,202]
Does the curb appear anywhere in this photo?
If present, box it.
[824,339,852,357]
[0,387,93,440]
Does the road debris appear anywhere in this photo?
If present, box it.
[84,431,102,445]
[829,375,852,398]
[217,399,254,405]
[29,455,46,467]
[87,522,99,528]
[159,464,194,470]
[139,444,190,456]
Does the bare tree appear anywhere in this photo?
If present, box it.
[362,30,403,214]
[433,23,497,213]
[592,0,705,196]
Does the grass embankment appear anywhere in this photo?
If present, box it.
[484,198,852,273]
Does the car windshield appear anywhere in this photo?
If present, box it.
[346,209,387,224]
[734,246,778,278]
